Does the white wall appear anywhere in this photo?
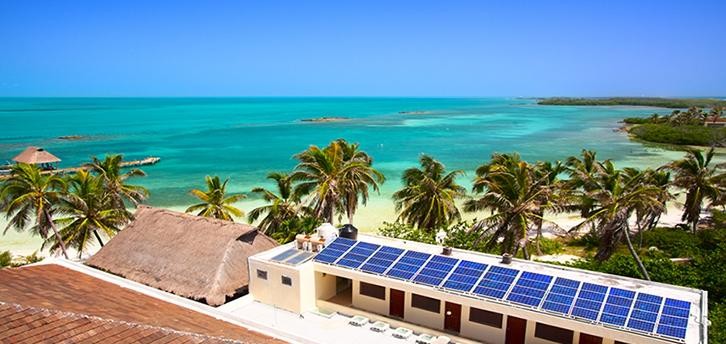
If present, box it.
[351,280,389,315]
[248,258,303,313]
[460,306,506,344]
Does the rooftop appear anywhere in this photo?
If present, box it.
[12,146,61,164]
[0,261,284,343]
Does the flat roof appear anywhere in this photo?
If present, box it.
[255,233,707,344]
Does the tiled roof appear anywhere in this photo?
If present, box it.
[0,264,283,343]
[0,302,239,343]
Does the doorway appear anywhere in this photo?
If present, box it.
[579,333,603,344]
[505,316,527,344]
[444,302,461,333]
[389,289,405,318]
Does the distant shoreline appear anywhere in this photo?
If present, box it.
[300,116,349,123]
[538,97,726,109]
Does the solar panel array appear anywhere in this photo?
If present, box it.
[313,238,693,341]
[270,248,315,266]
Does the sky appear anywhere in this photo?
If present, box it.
[0,0,724,97]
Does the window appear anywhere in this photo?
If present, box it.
[411,294,440,313]
[281,276,292,286]
[359,281,386,300]
[534,323,573,344]
[468,307,502,328]
[256,269,267,280]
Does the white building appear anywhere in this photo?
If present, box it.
[248,227,709,344]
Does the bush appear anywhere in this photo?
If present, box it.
[630,124,726,146]
[0,251,11,268]
[710,303,726,344]
[639,227,700,257]
[623,117,652,124]
[528,237,564,255]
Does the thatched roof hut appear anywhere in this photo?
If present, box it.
[86,206,278,306]
[12,146,61,164]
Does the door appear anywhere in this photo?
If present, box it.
[389,289,405,318]
[444,302,461,333]
[579,333,603,344]
[505,316,527,344]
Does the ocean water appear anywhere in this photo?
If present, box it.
[0,97,702,242]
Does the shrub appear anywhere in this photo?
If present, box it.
[0,251,11,268]
[630,124,726,146]
[528,237,564,255]
[710,303,726,344]
[639,227,699,257]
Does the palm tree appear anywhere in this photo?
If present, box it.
[464,153,555,259]
[0,163,69,258]
[185,176,245,221]
[393,155,465,231]
[633,169,672,247]
[248,172,305,234]
[90,155,149,215]
[292,139,384,224]
[44,170,127,258]
[566,150,605,221]
[532,160,569,255]
[573,163,665,280]
[666,148,726,232]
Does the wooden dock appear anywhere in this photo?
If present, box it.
[0,157,160,180]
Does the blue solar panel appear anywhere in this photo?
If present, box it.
[599,288,635,326]
[542,277,581,314]
[271,248,299,262]
[442,260,487,293]
[336,242,381,269]
[571,283,608,321]
[473,266,518,299]
[359,246,404,274]
[285,251,315,265]
[656,298,691,339]
[314,237,356,263]
[385,251,431,280]
[627,293,663,333]
[506,272,553,307]
[413,255,459,287]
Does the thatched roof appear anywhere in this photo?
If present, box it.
[12,146,61,164]
[86,206,278,306]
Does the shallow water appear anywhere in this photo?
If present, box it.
[0,97,711,254]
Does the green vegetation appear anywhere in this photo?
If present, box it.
[538,97,726,108]
[623,107,726,146]
[0,251,10,268]
[0,155,147,257]
[185,175,246,220]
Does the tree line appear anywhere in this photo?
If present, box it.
[2,139,724,281]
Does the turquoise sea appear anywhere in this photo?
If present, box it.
[0,97,696,232]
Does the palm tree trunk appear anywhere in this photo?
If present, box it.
[535,210,544,256]
[623,222,650,281]
[93,230,105,247]
[44,209,69,259]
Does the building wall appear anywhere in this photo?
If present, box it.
[313,264,672,344]
[314,271,337,301]
[351,280,388,315]
[248,257,303,313]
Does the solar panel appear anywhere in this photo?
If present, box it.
[627,293,663,333]
[656,298,691,339]
[270,248,299,262]
[412,255,459,287]
[599,288,635,326]
[286,251,315,265]
[442,260,487,293]
[473,266,518,299]
[542,277,580,314]
[571,283,608,321]
[314,237,356,263]
[335,241,381,269]
[385,251,431,280]
[359,246,404,274]
[506,271,553,307]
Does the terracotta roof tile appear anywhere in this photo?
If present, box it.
[0,264,284,343]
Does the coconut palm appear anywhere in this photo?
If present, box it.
[573,164,665,280]
[248,172,306,234]
[532,160,569,255]
[292,139,384,224]
[464,153,556,259]
[90,154,149,213]
[393,155,465,231]
[0,163,69,258]
[666,148,726,232]
[566,149,606,221]
[44,170,127,258]
[633,169,673,246]
[185,176,245,221]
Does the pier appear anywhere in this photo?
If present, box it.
[0,156,160,179]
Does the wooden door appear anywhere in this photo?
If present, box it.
[579,333,603,344]
[389,289,405,318]
[444,302,461,333]
[505,316,527,344]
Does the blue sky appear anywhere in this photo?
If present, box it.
[0,1,724,97]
